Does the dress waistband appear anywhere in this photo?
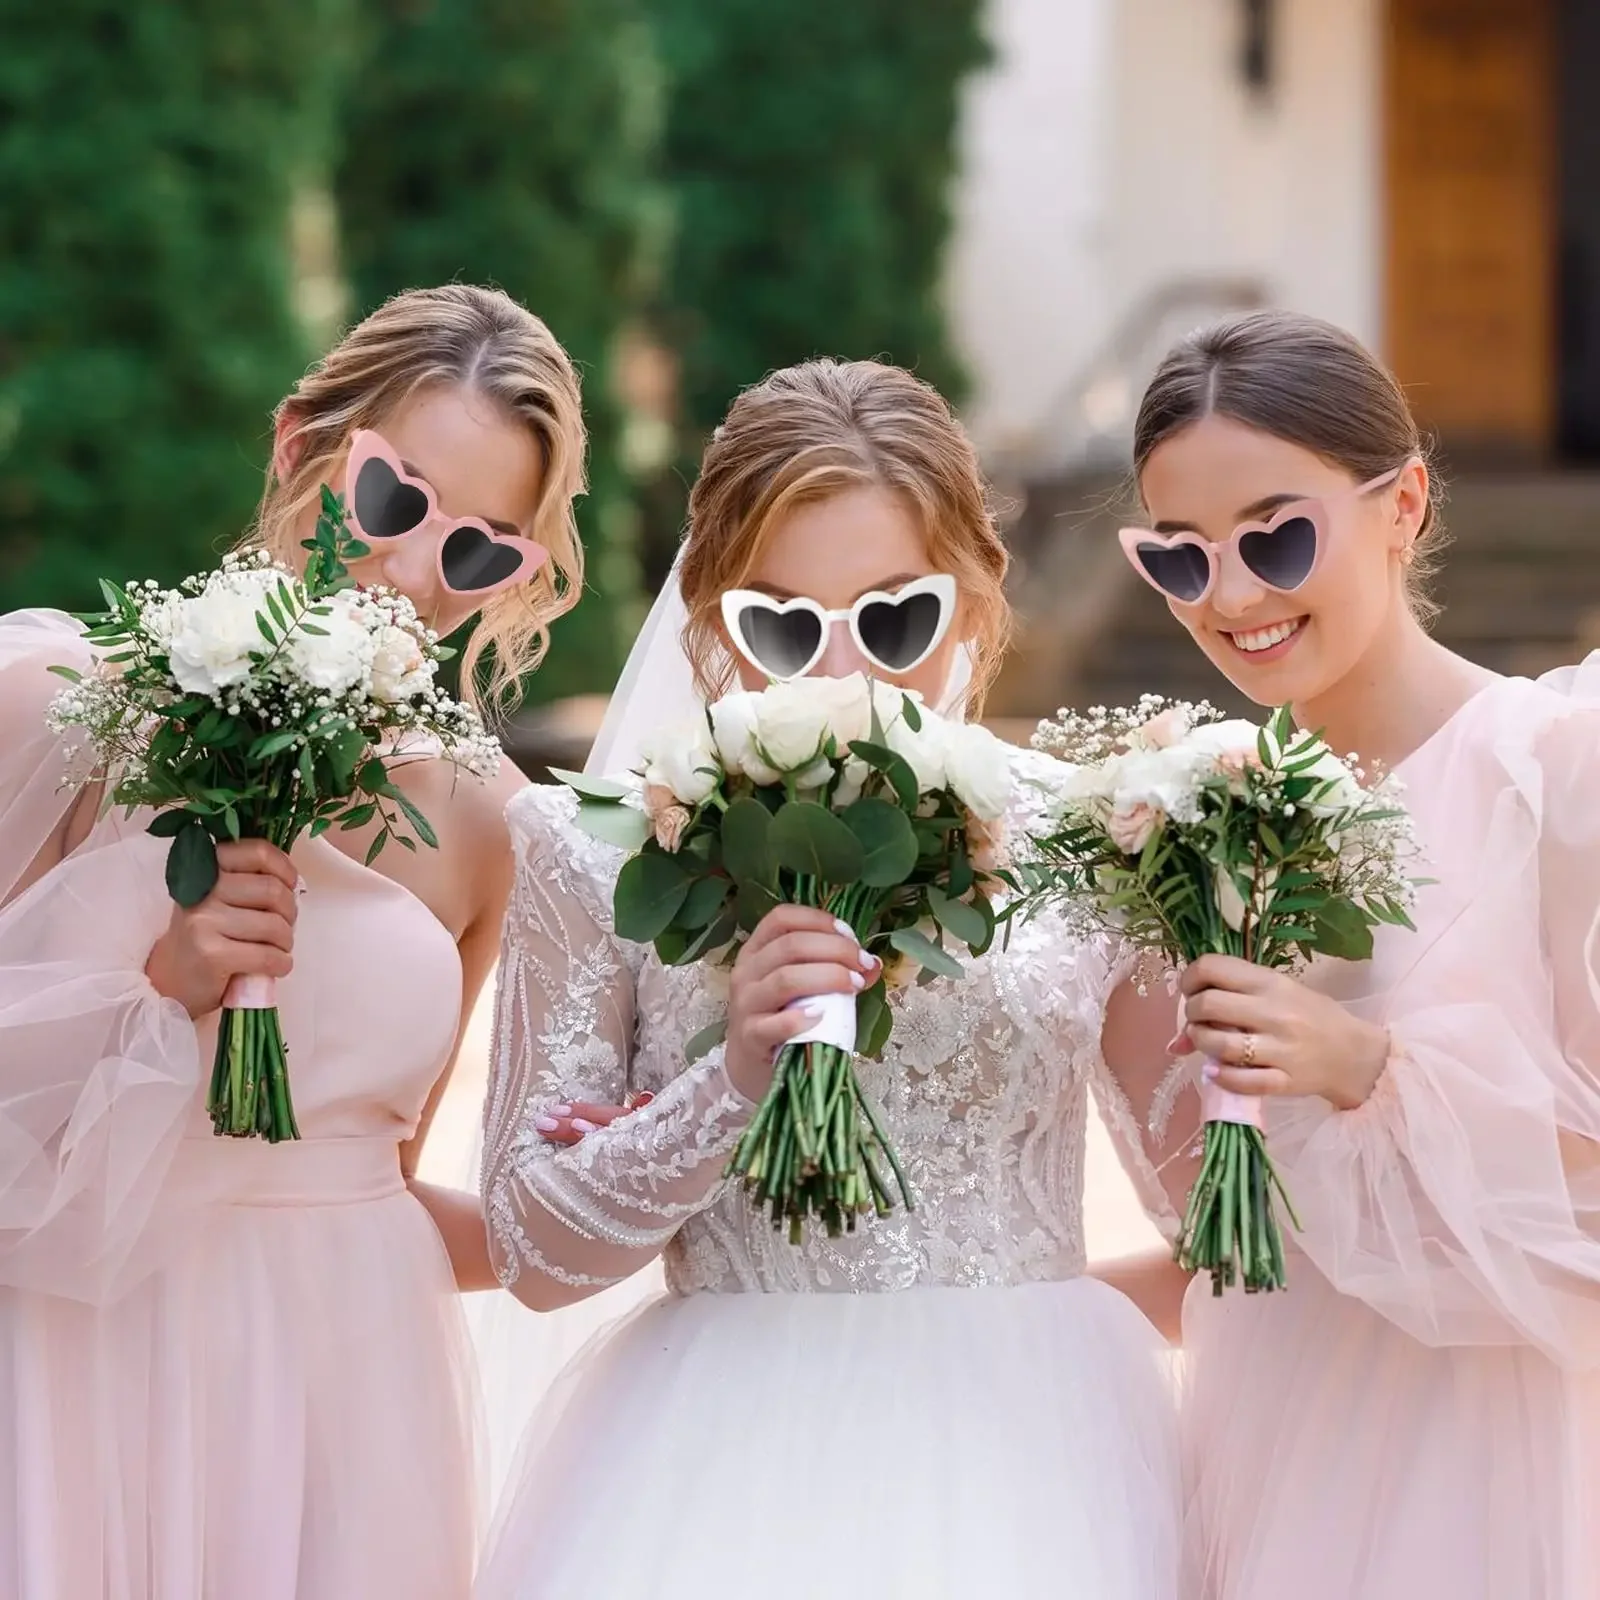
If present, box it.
[172,1135,406,1207]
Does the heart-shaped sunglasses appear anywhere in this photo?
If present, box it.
[1118,467,1404,605]
[720,573,958,681]
[343,430,549,598]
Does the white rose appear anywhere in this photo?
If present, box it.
[885,712,946,793]
[751,678,862,772]
[1186,719,1267,762]
[369,623,432,703]
[166,589,266,698]
[941,721,1011,820]
[833,755,870,808]
[1300,747,1366,816]
[709,692,780,785]
[642,714,720,805]
[285,593,375,696]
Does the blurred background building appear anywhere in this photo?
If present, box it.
[4,0,1597,762]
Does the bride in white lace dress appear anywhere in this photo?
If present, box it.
[474,360,1186,1599]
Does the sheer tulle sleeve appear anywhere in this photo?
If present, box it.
[0,610,202,1303]
[481,785,755,1312]
[1267,672,1600,1364]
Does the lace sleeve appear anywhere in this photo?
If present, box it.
[481,786,756,1311]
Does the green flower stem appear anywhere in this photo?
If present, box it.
[1175,1121,1300,1295]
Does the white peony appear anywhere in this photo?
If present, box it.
[752,675,871,772]
[167,588,268,698]
[708,691,780,785]
[642,713,720,805]
[941,721,1012,820]
[369,623,432,703]
[285,593,376,696]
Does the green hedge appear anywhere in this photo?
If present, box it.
[336,0,661,702]
[0,3,342,609]
[654,0,988,440]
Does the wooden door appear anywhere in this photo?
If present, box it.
[1384,0,1555,455]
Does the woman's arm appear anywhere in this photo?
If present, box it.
[1091,1247,1191,1343]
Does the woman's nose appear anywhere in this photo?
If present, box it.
[377,531,440,602]
[814,619,869,679]
[1208,551,1268,620]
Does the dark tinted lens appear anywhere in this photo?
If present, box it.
[439,526,526,593]
[353,456,430,539]
[1137,542,1212,602]
[1239,516,1318,591]
[737,605,823,677]
[856,591,946,670]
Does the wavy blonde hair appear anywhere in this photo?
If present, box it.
[679,359,1011,713]
[240,284,587,711]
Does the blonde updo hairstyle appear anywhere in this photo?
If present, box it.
[678,359,1011,713]
[241,284,587,712]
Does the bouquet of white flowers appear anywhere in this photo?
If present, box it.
[1009,697,1423,1293]
[47,489,500,1142]
[565,673,1012,1242]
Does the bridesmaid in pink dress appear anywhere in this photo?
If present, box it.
[1111,310,1600,1598]
[0,285,587,1599]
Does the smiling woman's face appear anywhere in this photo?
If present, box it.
[1135,414,1425,708]
[726,484,964,704]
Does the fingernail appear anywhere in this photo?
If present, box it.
[534,1116,560,1132]
[633,1092,654,1107]
[571,1118,598,1134]
[1166,1035,1184,1055]
[1202,1060,1219,1082]
[803,1005,826,1022]
[833,919,857,941]
[551,1105,572,1117]
[857,949,876,970]
[849,970,865,990]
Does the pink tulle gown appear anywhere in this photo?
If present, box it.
[0,612,479,1599]
[1179,662,1600,1599]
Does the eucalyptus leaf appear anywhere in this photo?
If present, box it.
[676,873,732,930]
[684,1017,729,1067]
[848,740,919,810]
[927,888,988,949]
[889,925,965,980]
[735,879,781,931]
[550,768,632,802]
[842,797,919,887]
[770,801,865,884]
[573,799,651,852]
[165,820,219,908]
[856,981,893,1058]
[721,795,775,886]
[614,850,692,943]
[1307,896,1374,962]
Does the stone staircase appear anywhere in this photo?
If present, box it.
[993,468,1600,720]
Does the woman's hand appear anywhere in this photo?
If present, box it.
[1175,954,1389,1111]
[145,839,299,1018]
[723,904,879,1101]
[536,1098,648,1147]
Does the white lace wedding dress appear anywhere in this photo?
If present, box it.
[476,749,1182,1599]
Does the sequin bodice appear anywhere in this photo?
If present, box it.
[482,750,1159,1299]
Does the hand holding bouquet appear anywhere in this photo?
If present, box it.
[47,491,500,1141]
[565,673,1012,1242]
[1011,697,1423,1293]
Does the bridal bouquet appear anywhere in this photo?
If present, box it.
[1010,697,1421,1293]
[47,489,499,1142]
[563,674,1011,1242]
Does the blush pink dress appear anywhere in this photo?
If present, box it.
[0,612,479,1599]
[1179,665,1600,1599]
